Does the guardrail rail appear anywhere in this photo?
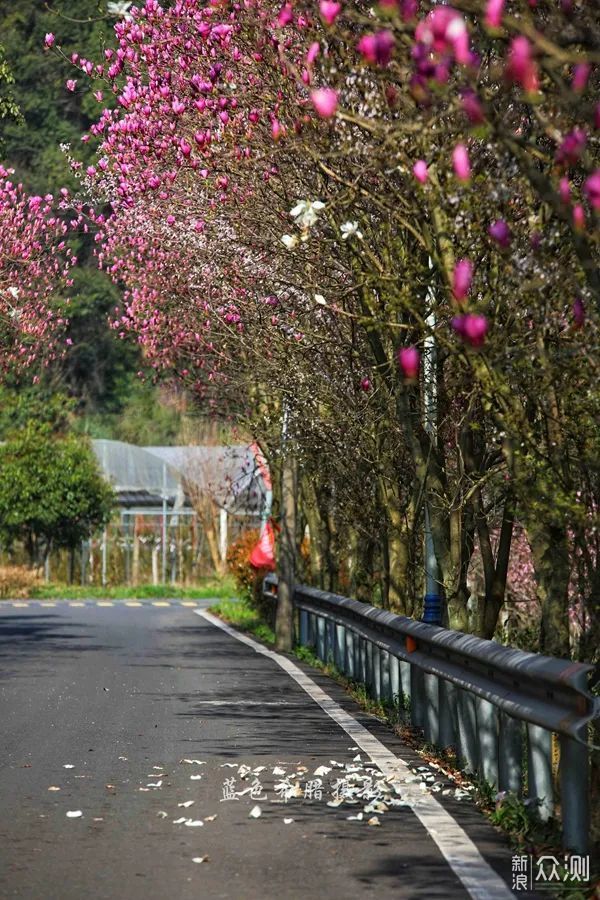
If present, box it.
[263,574,599,854]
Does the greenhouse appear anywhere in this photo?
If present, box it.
[82,440,271,585]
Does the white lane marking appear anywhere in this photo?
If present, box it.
[39,602,56,607]
[97,602,114,607]
[152,601,171,607]
[69,603,86,607]
[195,610,512,900]
[191,700,291,706]
[11,602,29,607]
[125,601,143,607]
[180,602,198,607]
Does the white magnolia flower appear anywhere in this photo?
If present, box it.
[7,286,19,299]
[290,200,325,228]
[314,294,327,305]
[340,221,363,240]
[107,1,133,19]
[281,234,299,250]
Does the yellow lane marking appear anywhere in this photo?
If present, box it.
[151,601,170,607]
[12,602,29,607]
[39,602,56,607]
[69,603,86,607]
[125,601,142,607]
[97,602,114,607]
[180,602,198,607]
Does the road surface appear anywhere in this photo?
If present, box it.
[0,599,527,899]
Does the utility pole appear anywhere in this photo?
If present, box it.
[275,400,296,651]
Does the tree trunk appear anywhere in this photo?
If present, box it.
[275,447,296,652]
[525,520,571,658]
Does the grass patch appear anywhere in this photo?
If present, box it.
[26,577,237,601]
[209,597,276,645]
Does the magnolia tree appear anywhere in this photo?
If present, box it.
[56,0,599,659]
[0,169,76,373]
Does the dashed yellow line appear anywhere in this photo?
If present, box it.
[12,602,29,607]
[69,602,86,607]
[97,601,114,607]
[180,601,198,607]
[125,601,142,607]
[151,601,171,607]
[39,602,56,607]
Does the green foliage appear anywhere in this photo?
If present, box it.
[209,597,276,645]
[0,383,75,438]
[0,422,115,564]
[0,43,22,144]
[29,578,236,600]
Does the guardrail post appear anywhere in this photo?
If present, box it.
[456,688,478,774]
[307,613,315,649]
[359,637,367,684]
[345,628,355,679]
[299,609,309,647]
[365,640,374,696]
[439,679,456,749]
[559,730,589,854]
[410,665,425,728]
[527,724,553,821]
[317,616,326,662]
[326,620,335,664]
[498,712,523,795]
[390,655,400,706]
[399,660,411,707]
[372,645,382,701]
[477,698,499,788]
[424,673,440,746]
[335,623,345,672]
[380,650,391,703]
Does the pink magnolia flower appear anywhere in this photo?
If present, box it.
[571,63,591,93]
[584,170,600,210]
[44,33,55,47]
[559,177,572,204]
[488,220,511,248]
[415,8,470,66]
[452,314,488,347]
[484,0,504,28]
[397,346,420,379]
[320,0,341,26]
[506,37,539,94]
[311,88,338,118]
[573,297,585,328]
[360,377,371,391]
[573,204,586,231]
[357,30,395,67]
[452,143,471,182]
[555,128,587,167]
[413,160,428,184]
[307,42,320,66]
[452,259,473,302]
[277,3,293,26]
[66,79,77,92]
[461,89,484,125]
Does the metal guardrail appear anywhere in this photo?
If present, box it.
[263,574,599,854]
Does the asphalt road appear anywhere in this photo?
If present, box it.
[0,600,525,900]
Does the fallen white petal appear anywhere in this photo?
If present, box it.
[147,780,162,788]
[368,816,381,826]
[173,817,187,824]
[205,814,217,822]
[183,759,206,765]
[347,813,363,821]
[178,801,195,808]
[283,818,294,825]
[157,811,168,818]
[353,755,362,763]
[66,810,82,818]
[220,763,237,768]
[118,757,128,761]
[313,766,331,777]
[272,766,286,776]
[190,775,202,781]
[63,765,75,769]
[249,806,261,818]
[48,786,61,792]
[192,856,209,864]
[184,820,204,827]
